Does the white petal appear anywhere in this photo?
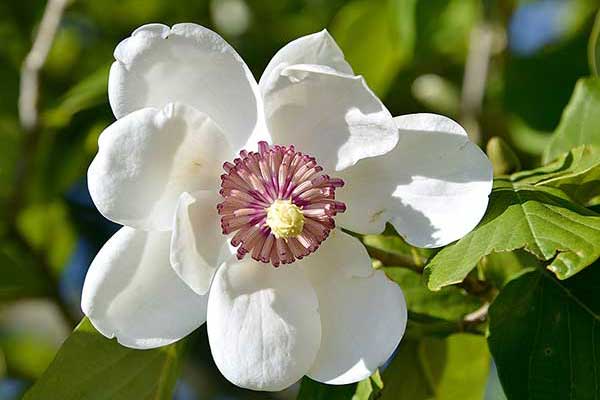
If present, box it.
[263,64,397,171]
[259,29,353,92]
[109,23,261,149]
[300,241,407,385]
[306,229,373,278]
[170,191,227,295]
[207,258,321,391]
[337,113,493,246]
[88,103,231,230]
[81,227,207,349]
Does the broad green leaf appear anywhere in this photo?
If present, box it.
[433,335,490,400]
[383,267,482,321]
[513,145,600,206]
[588,9,600,75]
[23,318,184,400]
[425,179,600,289]
[296,372,383,400]
[477,250,538,289]
[486,137,522,176]
[353,371,384,400]
[296,377,356,400]
[380,334,489,399]
[506,116,551,157]
[331,0,416,96]
[363,230,435,267]
[405,314,476,339]
[544,78,600,163]
[488,266,600,400]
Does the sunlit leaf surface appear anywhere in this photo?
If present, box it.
[23,318,184,400]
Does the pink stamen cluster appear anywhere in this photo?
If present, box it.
[217,141,346,267]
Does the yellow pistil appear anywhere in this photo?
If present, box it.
[266,199,305,240]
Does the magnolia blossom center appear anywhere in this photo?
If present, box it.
[266,199,305,239]
[217,141,346,267]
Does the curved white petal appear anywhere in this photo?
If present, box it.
[88,103,231,231]
[171,191,227,295]
[263,64,397,172]
[300,239,407,385]
[109,23,261,149]
[337,113,493,247]
[305,229,373,278]
[207,258,321,391]
[259,29,353,93]
[81,227,207,349]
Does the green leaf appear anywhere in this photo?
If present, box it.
[512,145,600,207]
[384,267,482,321]
[488,266,600,400]
[297,377,357,400]
[486,137,522,176]
[362,230,435,267]
[42,66,109,129]
[544,78,600,163]
[588,9,600,76]
[353,371,384,400]
[380,334,489,399]
[477,250,539,289]
[425,179,600,289]
[23,318,185,400]
[296,372,383,400]
[331,0,416,96]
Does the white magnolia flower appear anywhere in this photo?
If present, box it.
[82,23,493,391]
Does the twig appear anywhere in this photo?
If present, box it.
[365,244,425,274]
[367,243,497,303]
[464,302,490,323]
[458,274,496,302]
[12,0,69,221]
[11,0,76,328]
[19,0,68,132]
[460,23,494,144]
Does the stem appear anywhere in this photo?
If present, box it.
[460,23,494,144]
[364,244,424,274]
[366,243,496,302]
[19,0,69,132]
[10,0,76,328]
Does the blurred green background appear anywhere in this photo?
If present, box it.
[1,0,599,398]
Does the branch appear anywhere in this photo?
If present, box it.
[19,0,68,132]
[10,0,76,328]
[12,0,69,222]
[460,23,494,144]
[365,244,425,274]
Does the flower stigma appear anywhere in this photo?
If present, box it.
[266,199,305,239]
[217,141,346,267]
